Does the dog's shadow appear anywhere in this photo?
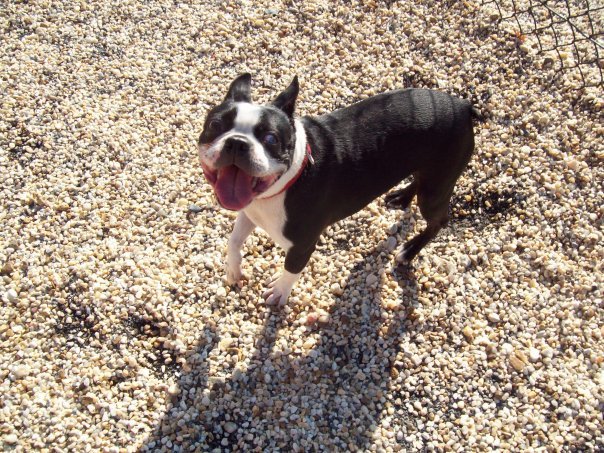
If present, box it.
[141,220,423,451]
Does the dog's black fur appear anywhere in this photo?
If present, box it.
[281,85,475,273]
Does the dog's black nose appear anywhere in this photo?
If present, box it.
[223,137,250,154]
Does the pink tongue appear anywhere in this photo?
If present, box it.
[214,165,254,210]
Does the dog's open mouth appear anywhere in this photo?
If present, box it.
[202,164,280,210]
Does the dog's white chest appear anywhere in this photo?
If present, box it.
[244,194,292,251]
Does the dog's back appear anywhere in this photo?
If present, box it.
[296,89,475,225]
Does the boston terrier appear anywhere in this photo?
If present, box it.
[198,73,476,305]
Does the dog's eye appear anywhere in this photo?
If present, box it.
[208,119,222,133]
[263,133,279,146]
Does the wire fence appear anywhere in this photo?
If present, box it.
[482,0,603,90]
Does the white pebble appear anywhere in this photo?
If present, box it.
[6,289,18,303]
[216,286,227,300]
[501,343,514,356]
[12,365,30,379]
[487,312,500,323]
[4,434,18,444]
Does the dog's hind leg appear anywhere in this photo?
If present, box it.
[396,176,453,262]
[384,177,418,210]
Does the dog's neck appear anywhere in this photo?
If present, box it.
[256,118,307,200]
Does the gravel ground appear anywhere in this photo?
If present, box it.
[1,0,603,451]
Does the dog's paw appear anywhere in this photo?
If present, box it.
[261,272,299,306]
[395,248,409,263]
[225,262,248,288]
[396,239,421,263]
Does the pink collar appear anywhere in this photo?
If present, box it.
[264,143,313,199]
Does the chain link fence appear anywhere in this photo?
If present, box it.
[482,0,603,90]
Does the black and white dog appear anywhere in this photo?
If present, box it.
[198,74,475,305]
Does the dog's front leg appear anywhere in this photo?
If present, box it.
[263,242,316,305]
[225,212,255,287]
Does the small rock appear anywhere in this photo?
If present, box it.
[462,325,475,342]
[542,347,554,359]
[509,351,528,372]
[411,354,423,367]
[224,421,237,434]
[303,338,315,350]
[330,283,343,296]
[1,261,14,275]
[509,355,525,372]
[528,347,540,362]
[515,350,528,363]
[4,434,18,444]
[6,289,18,303]
[308,311,330,325]
[216,286,227,300]
[566,159,580,171]
[501,343,514,355]
[383,299,400,310]
[188,204,204,213]
[167,384,180,396]
[305,313,319,325]
[385,236,397,252]
[365,274,378,286]
[487,312,500,323]
[12,364,30,379]
[219,338,234,350]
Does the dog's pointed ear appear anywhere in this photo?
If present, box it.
[271,76,299,117]
[224,73,252,102]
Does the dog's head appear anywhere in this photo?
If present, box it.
[198,73,299,211]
